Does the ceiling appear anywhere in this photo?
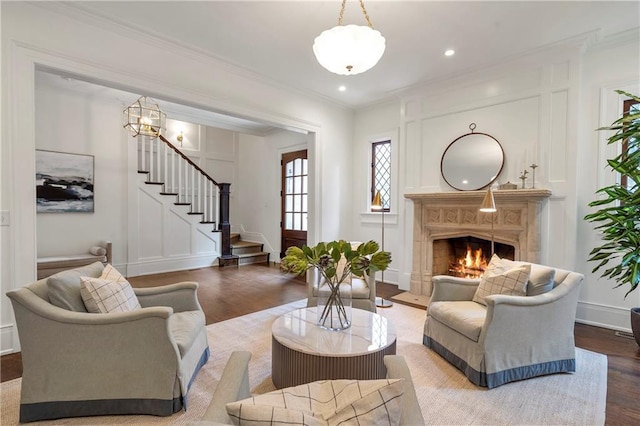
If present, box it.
[38,1,639,134]
[67,1,639,108]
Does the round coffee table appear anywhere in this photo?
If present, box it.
[271,307,397,389]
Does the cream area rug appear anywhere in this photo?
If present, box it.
[1,300,607,425]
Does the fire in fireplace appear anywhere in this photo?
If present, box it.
[451,244,489,278]
[433,236,515,279]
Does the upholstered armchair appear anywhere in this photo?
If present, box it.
[423,261,584,388]
[195,351,425,426]
[6,262,210,422]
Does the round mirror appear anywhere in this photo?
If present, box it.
[440,125,504,191]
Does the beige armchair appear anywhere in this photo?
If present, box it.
[194,351,424,426]
[6,262,210,422]
[423,262,584,388]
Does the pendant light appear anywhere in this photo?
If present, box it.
[313,0,386,75]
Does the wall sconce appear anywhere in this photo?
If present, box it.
[176,131,184,147]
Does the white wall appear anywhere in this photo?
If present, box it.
[35,77,129,267]
[351,101,402,284]
[576,32,640,330]
[1,2,353,354]
[353,31,639,331]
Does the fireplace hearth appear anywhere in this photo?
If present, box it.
[405,189,551,296]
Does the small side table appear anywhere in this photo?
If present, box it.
[271,307,397,389]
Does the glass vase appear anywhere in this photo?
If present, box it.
[316,277,352,331]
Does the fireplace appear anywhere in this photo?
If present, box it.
[405,189,551,296]
[433,236,515,278]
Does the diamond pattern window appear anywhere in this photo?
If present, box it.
[371,140,391,212]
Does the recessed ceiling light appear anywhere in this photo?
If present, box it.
[338,85,347,92]
[445,49,455,57]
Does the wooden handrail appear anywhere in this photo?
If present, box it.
[155,134,232,258]
[158,134,220,188]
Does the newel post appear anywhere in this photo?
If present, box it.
[218,183,238,266]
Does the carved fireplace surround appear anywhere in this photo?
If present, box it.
[405,189,551,297]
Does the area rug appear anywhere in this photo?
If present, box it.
[1,300,607,425]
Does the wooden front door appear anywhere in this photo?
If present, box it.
[281,150,308,258]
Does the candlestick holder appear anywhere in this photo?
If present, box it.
[519,169,529,189]
[529,164,538,189]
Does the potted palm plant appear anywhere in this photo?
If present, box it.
[584,90,640,346]
[282,240,391,330]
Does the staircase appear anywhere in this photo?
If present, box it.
[230,233,270,266]
[136,134,235,266]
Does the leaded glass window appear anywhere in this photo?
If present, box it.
[371,140,391,212]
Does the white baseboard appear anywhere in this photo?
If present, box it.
[1,323,17,355]
[126,254,219,277]
[576,300,632,332]
[376,268,400,287]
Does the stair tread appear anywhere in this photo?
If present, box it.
[160,192,178,196]
[175,203,191,206]
[232,241,263,248]
[236,252,269,258]
[187,212,204,215]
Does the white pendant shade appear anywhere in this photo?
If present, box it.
[313,24,386,75]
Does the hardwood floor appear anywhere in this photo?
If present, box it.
[2,264,639,424]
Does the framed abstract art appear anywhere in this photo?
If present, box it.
[35,150,95,213]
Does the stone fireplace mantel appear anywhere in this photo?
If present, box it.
[405,189,552,297]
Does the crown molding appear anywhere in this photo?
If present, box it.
[30,1,355,112]
[585,27,640,54]
[391,30,595,104]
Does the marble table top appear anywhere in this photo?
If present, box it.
[272,307,396,357]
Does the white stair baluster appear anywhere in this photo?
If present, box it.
[140,136,146,171]
[191,165,196,207]
[178,154,182,203]
[202,179,209,222]
[149,139,154,181]
[215,185,220,230]
[156,138,161,182]
[163,141,168,188]
[198,173,204,213]
[171,148,176,194]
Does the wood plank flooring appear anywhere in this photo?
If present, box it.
[2,264,639,424]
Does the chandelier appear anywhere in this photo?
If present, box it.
[313,0,386,75]
[123,96,166,138]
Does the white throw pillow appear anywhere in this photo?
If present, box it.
[80,264,141,313]
[473,263,531,306]
[483,254,556,296]
[226,379,404,426]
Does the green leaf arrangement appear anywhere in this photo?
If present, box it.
[584,90,640,298]
[282,240,391,329]
[282,240,391,285]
